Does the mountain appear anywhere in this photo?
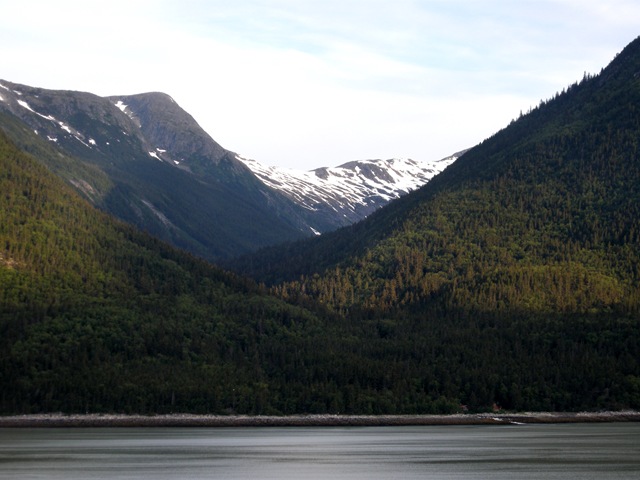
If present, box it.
[0,82,459,257]
[0,129,469,415]
[3,36,640,416]
[238,153,463,231]
[0,82,316,260]
[0,128,334,414]
[230,36,640,411]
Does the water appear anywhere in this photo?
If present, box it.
[1,423,639,479]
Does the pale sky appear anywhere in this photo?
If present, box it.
[2,1,638,170]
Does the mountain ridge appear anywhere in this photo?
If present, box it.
[233,36,640,288]
[227,36,640,412]
[238,152,464,231]
[2,36,640,415]
[0,81,316,258]
[0,80,458,256]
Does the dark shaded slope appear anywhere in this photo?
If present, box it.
[0,82,311,260]
[109,92,229,169]
[0,130,333,414]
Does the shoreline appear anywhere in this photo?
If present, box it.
[0,411,639,428]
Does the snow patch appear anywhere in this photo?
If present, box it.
[0,94,4,102]
[0,83,9,91]
[59,122,72,134]
[73,135,91,148]
[17,99,56,121]
[114,100,127,112]
[149,151,161,160]
[236,152,461,225]
[17,99,35,112]
[89,138,97,145]
[47,136,58,143]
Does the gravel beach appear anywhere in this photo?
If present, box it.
[1,411,638,428]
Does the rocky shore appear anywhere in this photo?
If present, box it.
[1,411,638,428]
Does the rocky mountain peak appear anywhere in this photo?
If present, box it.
[107,92,229,170]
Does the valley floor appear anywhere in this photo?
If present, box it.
[0,411,638,428]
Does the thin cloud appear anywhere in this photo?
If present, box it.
[1,0,637,169]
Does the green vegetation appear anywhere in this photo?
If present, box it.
[232,37,640,412]
[0,130,325,414]
[2,37,640,415]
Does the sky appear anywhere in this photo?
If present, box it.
[1,1,639,170]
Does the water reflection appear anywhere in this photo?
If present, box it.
[1,423,639,479]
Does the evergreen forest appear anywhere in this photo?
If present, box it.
[1,36,640,415]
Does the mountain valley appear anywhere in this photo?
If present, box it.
[1,36,640,415]
[0,82,456,258]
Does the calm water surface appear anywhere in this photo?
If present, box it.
[1,423,639,479]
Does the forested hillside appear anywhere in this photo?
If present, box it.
[0,130,334,414]
[2,37,640,416]
[230,36,640,411]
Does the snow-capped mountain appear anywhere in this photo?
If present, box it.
[0,78,465,259]
[238,153,465,231]
[0,80,314,260]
